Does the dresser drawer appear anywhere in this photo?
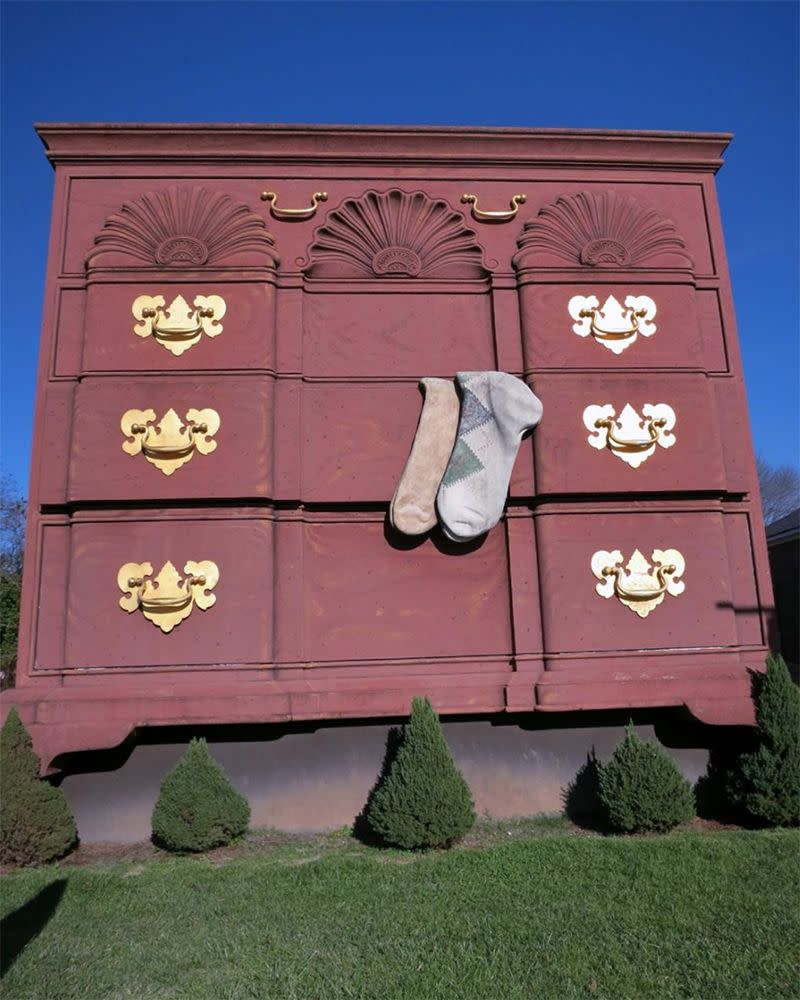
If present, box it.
[287,518,514,663]
[518,281,724,371]
[34,515,274,671]
[81,281,276,372]
[67,376,275,502]
[534,504,762,655]
[301,383,420,502]
[303,290,494,378]
[529,372,726,496]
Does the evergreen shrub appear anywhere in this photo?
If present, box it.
[0,707,77,865]
[364,697,475,849]
[151,738,250,852]
[599,723,695,833]
[733,654,800,826]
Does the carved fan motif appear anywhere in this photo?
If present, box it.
[87,186,280,270]
[304,189,489,279]
[513,191,694,271]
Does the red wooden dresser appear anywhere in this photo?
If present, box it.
[3,124,775,772]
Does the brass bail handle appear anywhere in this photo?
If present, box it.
[131,417,208,457]
[461,193,526,222]
[144,304,214,341]
[602,562,677,602]
[261,190,328,220]
[579,305,648,341]
[126,572,203,611]
[595,416,668,453]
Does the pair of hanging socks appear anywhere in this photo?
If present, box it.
[437,372,543,541]
[391,372,543,540]
[389,378,460,535]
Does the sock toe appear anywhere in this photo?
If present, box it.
[393,504,437,535]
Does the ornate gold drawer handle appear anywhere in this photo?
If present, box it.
[461,193,526,223]
[595,416,667,453]
[118,560,219,634]
[261,190,328,220]
[601,561,675,602]
[579,306,647,341]
[121,408,220,476]
[132,294,226,357]
[592,548,685,619]
[584,403,676,469]
[568,294,657,356]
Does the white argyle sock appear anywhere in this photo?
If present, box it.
[436,372,543,541]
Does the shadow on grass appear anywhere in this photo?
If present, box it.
[352,725,404,845]
[1,879,67,977]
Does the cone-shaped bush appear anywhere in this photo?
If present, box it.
[0,707,77,865]
[733,655,800,826]
[151,738,250,852]
[599,723,695,833]
[364,697,475,849]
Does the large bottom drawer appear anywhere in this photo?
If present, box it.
[533,500,766,657]
[9,501,771,769]
[28,509,514,673]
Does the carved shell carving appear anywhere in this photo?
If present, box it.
[304,189,489,279]
[87,186,280,270]
[513,191,694,271]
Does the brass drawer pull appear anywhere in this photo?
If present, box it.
[580,306,647,340]
[118,560,219,633]
[569,294,657,355]
[121,408,220,476]
[461,193,526,222]
[591,548,685,619]
[261,190,328,220]
[584,403,676,468]
[597,416,666,452]
[132,294,225,357]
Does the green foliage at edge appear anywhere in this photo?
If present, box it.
[0,478,25,690]
[365,696,475,849]
[734,654,800,826]
[599,722,695,833]
[0,707,77,865]
[151,738,250,852]
[0,569,21,688]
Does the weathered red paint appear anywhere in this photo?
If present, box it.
[2,124,775,771]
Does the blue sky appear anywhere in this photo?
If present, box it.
[1,0,798,493]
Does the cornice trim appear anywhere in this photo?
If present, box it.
[34,123,731,171]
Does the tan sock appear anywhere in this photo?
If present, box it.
[390,378,460,535]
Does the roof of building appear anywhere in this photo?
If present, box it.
[766,506,800,546]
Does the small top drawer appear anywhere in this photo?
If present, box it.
[517,280,725,372]
[80,280,276,373]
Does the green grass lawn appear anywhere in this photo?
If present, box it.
[1,824,798,1000]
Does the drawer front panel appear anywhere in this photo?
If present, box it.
[68,377,274,502]
[531,373,726,495]
[303,292,494,378]
[55,517,274,669]
[298,520,513,662]
[301,383,536,504]
[535,507,747,655]
[302,383,421,503]
[82,282,275,372]
[518,283,716,371]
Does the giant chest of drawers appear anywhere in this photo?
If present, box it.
[6,125,775,771]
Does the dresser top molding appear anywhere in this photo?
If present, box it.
[35,123,732,172]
